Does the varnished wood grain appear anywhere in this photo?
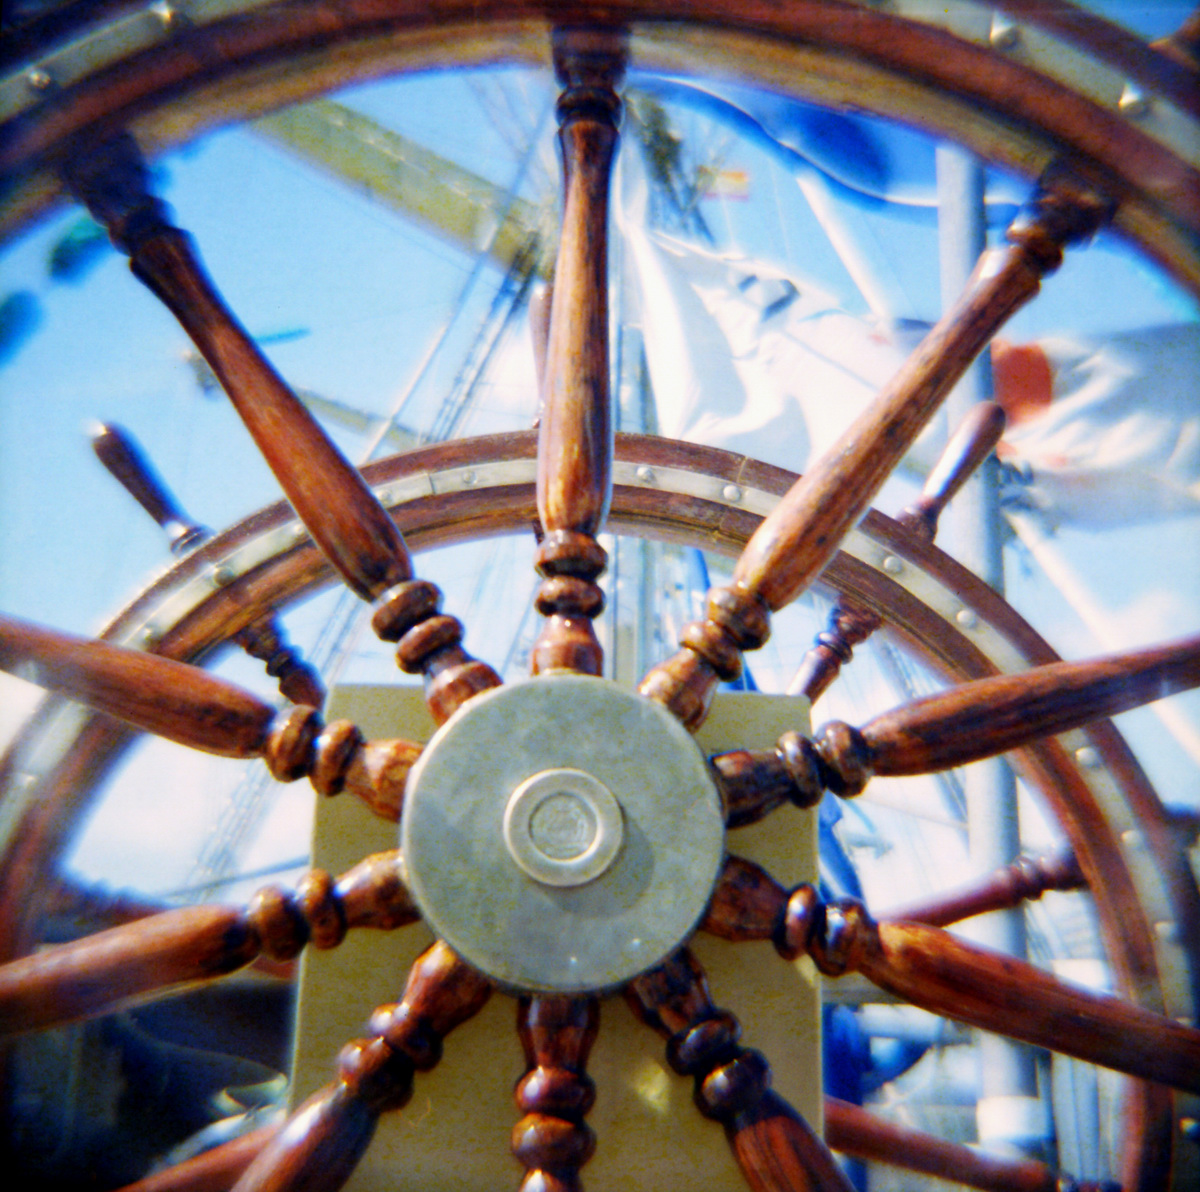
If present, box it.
[879,848,1084,928]
[824,1097,1085,1192]
[781,890,1200,1094]
[91,423,325,705]
[850,912,1200,1094]
[703,858,1200,1092]
[714,633,1200,814]
[513,994,600,1192]
[235,941,490,1192]
[640,172,1109,728]
[628,949,854,1192]
[531,29,624,676]
[0,902,257,1036]
[817,633,1200,793]
[232,615,326,709]
[791,402,1006,702]
[106,1091,1107,1192]
[0,851,418,1035]
[90,421,206,553]
[115,1124,283,1192]
[71,136,499,720]
[537,28,622,540]
[0,613,418,813]
[371,581,502,723]
[0,612,275,757]
[67,136,412,602]
[897,401,1006,538]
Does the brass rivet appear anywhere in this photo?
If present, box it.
[1119,83,1151,118]
[989,15,1020,51]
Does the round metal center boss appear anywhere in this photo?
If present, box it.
[400,675,726,993]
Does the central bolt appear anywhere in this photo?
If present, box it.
[503,768,624,887]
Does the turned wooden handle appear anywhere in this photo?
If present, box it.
[0,613,275,756]
[728,1090,857,1192]
[854,914,1200,1094]
[0,904,257,1034]
[90,421,206,549]
[537,30,622,539]
[529,29,624,678]
[824,1097,1066,1192]
[235,941,491,1192]
[628,949,853,1192]
[734,254,1052,611]
[719,636,1200,815]
[640,174,1109,729]
[733,170,1107,608]
[879,849,1083,928]
[710,860,1200,1094]
[65,134,411,602]
[846,633,1200,781]
[134,230,412,601]
[788,402,1005,703]
[513,994,600,1189]
[0,852,419,1035]
[899,401,1006,537]
[233,1085,376,1192]
[0,614,419,814]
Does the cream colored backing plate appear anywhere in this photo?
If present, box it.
[290,684,819,1191]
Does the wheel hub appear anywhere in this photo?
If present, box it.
[401,675,725,993]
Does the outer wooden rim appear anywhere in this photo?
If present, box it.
[0,431,1192,1185]
[1,0,1198,288]
[1,4,1196,1179]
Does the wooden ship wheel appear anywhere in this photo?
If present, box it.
[1,3,1199,1190]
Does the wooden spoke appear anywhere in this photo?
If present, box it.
[512,994,600,1192]
[531,28,625,677]
[0,614,417,818]
[640,171,1112,729]
[703,856,1200,1093]
[897,401,1008,540]
[790,402,1007,702]
[64,135,411,603]
[712,633,1200,817]
[627,949,855,1192]
[231,616,327,710]
[708,847,1085,939]
[0,851,416,1035]
[90,421,325,707]
[369,580,502,723]
[823,1097,1109,1192]
[90,422,207,553]
[879,848,1084,928]
[234,940,491,1192]
[64,134,500,725]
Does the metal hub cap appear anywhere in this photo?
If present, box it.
[401,675,725,993]
[503,767,624,887]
